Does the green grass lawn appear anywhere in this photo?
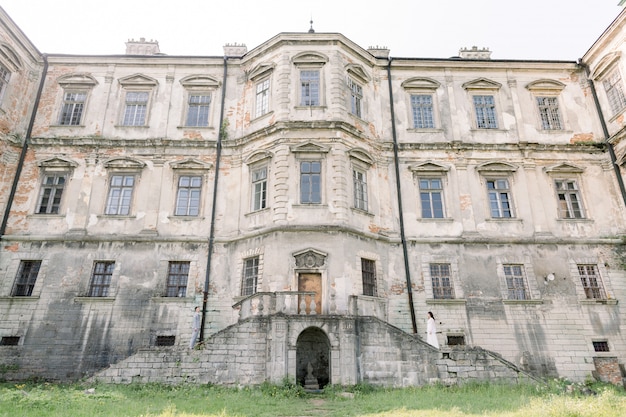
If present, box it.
[1,379,624,417]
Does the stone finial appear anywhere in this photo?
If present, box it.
[368,46,390,59]
[223,43,248,57]
[125,38,160,55]
[458,46,492,60]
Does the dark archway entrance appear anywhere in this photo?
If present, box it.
[296,327,330,388]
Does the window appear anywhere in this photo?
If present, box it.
[536,97,562,130]
[0,64,10,103]
[300,70,320,106]
[185,94,211,127]
[353,169,368,211]
[603,69,626,115]
[430,263,454,299]
[361,258,377,296]
[348,78,363,118]
[59,92,87,125]
[555,180,584,219]
[593,341,610,352]
[0,337,19,346]
[166,261,189,297]
[36,173,67,214]
[503,264,528,300]
[12,260,41,296]
[89,261,115,297]
[300,161,321,204]
[447,335,465,346]
[105,174,135,215]
[175,175,201,216]
[252,166,268,211]
[122,91,149,126]
[419,178,444,218]
[578,264,606,300]
[473,95,498,129]
[255,79,270,118]
[487,178,513,218]
[241,256,259,296]
[411,95,435,128]
[155,336,176,346]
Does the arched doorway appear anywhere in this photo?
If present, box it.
[296,327,330,388]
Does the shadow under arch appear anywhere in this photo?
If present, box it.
[295,326,330,388]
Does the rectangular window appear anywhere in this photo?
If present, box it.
[536,97,562,130]
[12,260,41,296]
[487,178,513,218]
[166,261,189,297]
[503,264,528,300]
[555,180,584,219]
[348,78,363,118]
[36,173,67,214]
[185,94,211,127]
[255,79,270,118]
[0,336,19,346]
[155,335,176,346]
[241,256,259,296]
[59,92,87,125]
[473,95,498,129]
[89,261,115,297]
[252,166,267,211]
[300,70,320,106]
[430,263,454,299]
[361,258,377,297]
[300,161,321,204]
[105,174,135,215]
[578,264,606,300]
[593,341,610,352]
[419,178,444,218]
[411,94,435,128]
[603,70,626,115]
[353,169,368,211]
[122,91,149,126]
[0,64,10,102]
[175,175,201,216]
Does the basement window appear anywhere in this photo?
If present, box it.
[447,335,465,346]
[0,336,20,346]
[155,336,176,347]
[593,341,610,352]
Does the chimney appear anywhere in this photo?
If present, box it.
[125,38,161,55]
[458,46,492,60]
[223,43,247,58]
[367,46,390,59]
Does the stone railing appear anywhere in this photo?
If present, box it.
[233,291,318,321]
[348,295,388,322]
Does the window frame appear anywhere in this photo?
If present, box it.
[179,75,220,128]
[11,260,42,297]
[58,91,88,126]
[165,261,190,297]
[255,78,270,118]
[361,258,377,297]
[174,174,202,216]
[577,264,607,300]
[423,256,463,302]
[117,74,158,127]
[105,173,136,216]
[241,256,260,297]
[472,95,498,129]
[251,165,268,212]
[121,90,150,126]
[185,93,212,127]
[292,52,328,109]
[502,264,529,301]
[555,179,585,219]
[348,77,363,118]
[536,96,563,130]
[402,77,441,130]
[603,68,626,116]
[88,261,115,297]
[462,78,502,130]
[410,94,435,129]
[36,172,68,215]
[486,177,514,218]
[419,177,445,219]
[0,63,10,103]
[429,263,455,299]
[299,160,322,204]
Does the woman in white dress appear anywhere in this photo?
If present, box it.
[426,311,439,348]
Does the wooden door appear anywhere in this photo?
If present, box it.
[298,273,322,314]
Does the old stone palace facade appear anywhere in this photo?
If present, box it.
[2,6,626,386]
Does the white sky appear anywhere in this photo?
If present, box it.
[1,0,624,60]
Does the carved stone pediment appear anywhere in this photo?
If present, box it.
[290,141,330,154]
[179,75,220,89]
[476,161,518,173]
[38,157,78,169]
[292,52,328,66]
[170,158,212,170]
[293,249,327,268]
[544,163,584,174]
[462,78,502,91]
[119,73,158,86]
[103,157,146,170]
[409,161,449,173]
